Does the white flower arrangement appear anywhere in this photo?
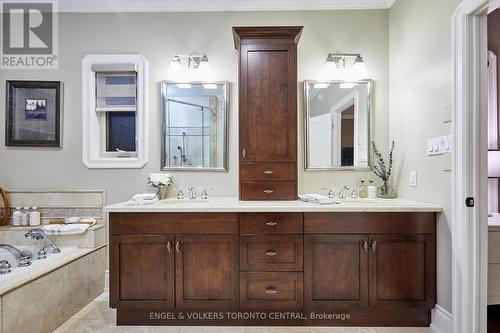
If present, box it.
[148,173,173,188]
[148,173,173,199]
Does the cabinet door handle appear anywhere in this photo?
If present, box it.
[266,288,278,295]
[265,250,277,257]
[242,148,247,159]
[371,241,377,252]
[266,221,278,227]
[175,241,180,253]
[263,170,274,175]
[167,241,172,253]
[363,240,368,253]
[264,189,274,194]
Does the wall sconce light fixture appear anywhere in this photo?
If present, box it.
[321,53,368,81]
[167,53,212,81]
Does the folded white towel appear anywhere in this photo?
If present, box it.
[42,223,90,235]
[132,193,157,200]
[126,196,159,206]
[64,217,97,225]
[299,194,339,205]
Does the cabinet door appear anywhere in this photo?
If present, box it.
[239,42,297,163]
[175,235,238,309]
[304,235,369,309]
[369,234,435,309]
[110,235,174,308]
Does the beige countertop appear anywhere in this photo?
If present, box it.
[104,197,443,213]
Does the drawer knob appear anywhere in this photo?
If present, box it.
[266,288,278,295]
[263,170,274,175]
[266,221,278,227]
[265,250,277,257]
[264,189,274,194]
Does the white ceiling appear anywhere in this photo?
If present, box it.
[58,0,396,13]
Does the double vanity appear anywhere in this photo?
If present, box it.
[105,26,441,328]
[106,198,441,327]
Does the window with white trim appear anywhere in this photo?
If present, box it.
[82,55,148,168]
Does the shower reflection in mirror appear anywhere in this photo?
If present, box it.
[304,80,372,170]
[161,82,229,171]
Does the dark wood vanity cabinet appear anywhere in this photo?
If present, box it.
[304,235,369,310]
[233,27,303,200]
[109,211,436,327]
[110,234,175,309]
[109,213,239,310]
[368,234,435,309]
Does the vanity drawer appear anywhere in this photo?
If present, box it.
[241,163,296,182]
[240,235,303,271]
[240,272,303,309]
[240,181,297,200]
[240,213,303,234]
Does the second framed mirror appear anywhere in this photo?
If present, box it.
[304,80,372,171]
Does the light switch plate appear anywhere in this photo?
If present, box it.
[409,171,417,187]
[428,135,452,156]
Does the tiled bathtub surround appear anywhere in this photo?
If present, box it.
[0,247,106,333]
[0,189,106,223]
[0,190,107,333]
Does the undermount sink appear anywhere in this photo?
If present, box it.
[339,198,379,204]
[158,198,210,205]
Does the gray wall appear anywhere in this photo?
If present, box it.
[0,10,389,203]
[389,0,460,313]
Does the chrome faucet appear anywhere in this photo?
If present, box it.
[187,186,196,200]
[322,187,336,199]
[25,229,61,259]
[0,244,32,267]
[337,185,351,199]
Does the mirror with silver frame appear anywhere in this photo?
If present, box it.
[304,80,372,170]
[161,81,229,171]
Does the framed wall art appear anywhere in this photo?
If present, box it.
[5,81,62,147]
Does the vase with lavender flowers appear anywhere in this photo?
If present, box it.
[371,141,397,199]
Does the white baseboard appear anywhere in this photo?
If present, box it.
[431,305,452,333]
[104,270,109,292]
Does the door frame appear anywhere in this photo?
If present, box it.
[451,1,490,332]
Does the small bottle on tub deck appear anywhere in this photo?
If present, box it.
[358,180,368,198]
[12,207,22,227]
[20,207,29,226]
[368,181,377,199]
[29,207,41,226]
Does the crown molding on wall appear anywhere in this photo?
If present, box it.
[58,0,395,13]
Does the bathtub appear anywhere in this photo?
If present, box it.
[0,245,83,295]
[0,244,106,333]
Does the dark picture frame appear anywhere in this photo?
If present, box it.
[5,81,62,147]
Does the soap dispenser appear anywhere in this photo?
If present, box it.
[358,180,368,199]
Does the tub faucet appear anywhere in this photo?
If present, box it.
[0,244,32,267]
[25,229,61,259]
[337,185,351,199]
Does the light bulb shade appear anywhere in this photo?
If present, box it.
[352,57,368,80]
[167,56,187,81]
[197,55,212,81]
[321,60,338,80]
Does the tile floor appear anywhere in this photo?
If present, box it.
[53,293,434,333]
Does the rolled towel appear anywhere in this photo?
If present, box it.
[43,223,90,235]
